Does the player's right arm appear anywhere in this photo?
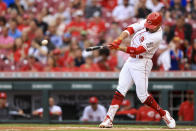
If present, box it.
[109,20,146,48]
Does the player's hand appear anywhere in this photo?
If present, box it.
[108,39,122,50]
[113,39,122,46]
[108,43,119,50]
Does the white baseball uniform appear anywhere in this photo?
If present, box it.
[117,19,163,103]
[81,104,106,122]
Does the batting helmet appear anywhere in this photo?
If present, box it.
[144,12,162,30]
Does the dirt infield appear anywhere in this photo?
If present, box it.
[0,125,196,131]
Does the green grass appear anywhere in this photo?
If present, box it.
[0,124,196,131]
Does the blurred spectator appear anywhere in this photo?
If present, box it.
[135,0,151,18]
[8,19,22,39]
[0,0,7,16]
[87,11,106,44]
[64,10,87,38]
[85,0,102,19]
[0,16,6,34]
[81,96,106,122]
[116,99,137,120]
[112,0,135,22]
[100,0,118,11]
[55,15,67,36]
[178,91,194,121]
[13,38,26,63]
[54,3,71,25]
[74,48,85,67]
[167,14,192,45]
[17,14,30,32]
[8,0,24,14]
[136,104,161,121]
[0,26,14,55]
[169,0,186,13]
[20,56,43,72]
[97,48,112,71]
[28,38,48,65]
[70,0,85,11]
[35,14,48,33]
[187,39,196,70]
[42,8,54,26]
[0,92,24,120]
[157,42,171,71]
[146,0,164,12]
[106,22,122,43]
[44,56,60,72]
[169,37,184,70]
[80,55,100,72]
[48,23,63,48]
[32,97,62,121]
[26,20,38,42]
[61,32,72,48]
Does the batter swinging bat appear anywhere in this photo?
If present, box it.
[86,45,110,51]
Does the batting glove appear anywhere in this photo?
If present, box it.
[109,43,119,50]
[108,39,122,49]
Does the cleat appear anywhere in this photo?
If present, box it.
[99,115,113,128]
[162,110,176,129]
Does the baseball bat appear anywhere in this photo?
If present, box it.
[86,45,110,51]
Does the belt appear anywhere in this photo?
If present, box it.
[130,54,144,59]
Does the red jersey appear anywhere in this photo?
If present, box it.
[174,27,185,40]
[136,106,161,121]
[0,2,6,14]
[178,101,194,121]
[100,0,117,11]
[64,21,87,37]
[88,20,106,35]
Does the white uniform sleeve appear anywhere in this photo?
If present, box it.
[126,19,146,33]
[81,107,89,121]
[53,106,62,113]
[36,108,43,113]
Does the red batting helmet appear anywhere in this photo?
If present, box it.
[144,12,162,30]
[89,96,98,104]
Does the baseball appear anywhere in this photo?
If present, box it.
[41,40,48,45]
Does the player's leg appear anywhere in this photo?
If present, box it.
[132,59,175,128]
[99,62,134,128]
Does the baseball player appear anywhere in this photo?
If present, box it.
[99,12,176,128]
[81,96,106,122]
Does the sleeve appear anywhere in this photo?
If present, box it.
[36,108,43,113]
[55,106,62,114]
[81,107,89,121]
[124,20,146,36]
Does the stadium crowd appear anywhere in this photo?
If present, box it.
[0,0,196,72]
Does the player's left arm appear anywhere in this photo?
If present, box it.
[117,45,146,55]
